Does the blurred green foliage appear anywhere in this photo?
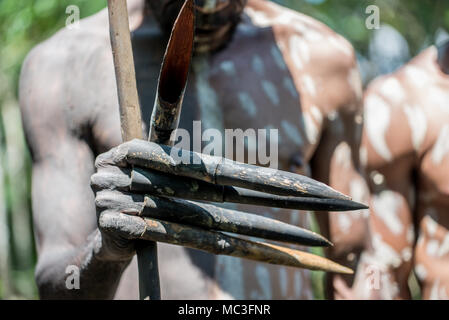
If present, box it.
[0,0,446,299]
[0,0,107,93]
[280,0,446,56]
[0,0,107,299]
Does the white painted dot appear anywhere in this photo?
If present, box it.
[371,234,402,268]
[334,142,352,169]
[372,191,403,235]
[379,77,405,104]
[289,35,307,70]
[428,87,449,114]
[338,214,352,234]
[431,125,449,165]
[302,75,316,96]
[401,247,412,262]
[365,94,393,161]
[310,105,323,125]
[437,234,449,257]
[425,216,438,237]
[304,29,324,42]
[426,240,439,257]
[304,113,319,144]
[371,171,385,185]
[405,66,430,88]
[245,7,271,27]
[327,110,338,121]
[415,264,427,281]
[403,104,427,151]
[350,178,368,205]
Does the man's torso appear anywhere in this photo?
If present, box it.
[363,46,449,299]
[31,0,358,299]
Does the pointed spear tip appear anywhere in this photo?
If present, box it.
[304,180,352,201]
[342,199,369,211]
[264,242,354,274]
[353,201,369,210]
[325,187,352,201]
[311,232,333,247]
[334,264,354,275]
[312,253,353,274]
[322,258,354,275]
[323,238,334,247]
[325,198,369,212]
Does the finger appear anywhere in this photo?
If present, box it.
[130,168,368,211]
[116,139,352,200]
[95,190,332,247]
[99,211,353,274]
[91,167,367,211]
[90,166,131,191]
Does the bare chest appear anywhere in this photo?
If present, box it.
[94,24,323,175]
[413,84,449,207]
[190,25,324,173]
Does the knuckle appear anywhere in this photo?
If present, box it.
[90,172,102,189]
[94,190,114,209]
[99,210,145,240]
[95,190,144,214]
[94,143,129,169]
[94,148,116,169]
[90,167,131,191]
[98,210,115,231]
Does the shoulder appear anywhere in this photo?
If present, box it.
[19,9,112,160]
[245,0,356,66]
[20,8,111,105]
[244,0,360,116]
[364,48,438,151]
[20,8,110,88]
[363,71,422,168]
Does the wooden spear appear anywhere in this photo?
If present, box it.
[107,0,195,300]
[107,0,160,300]
[141,0,194,298]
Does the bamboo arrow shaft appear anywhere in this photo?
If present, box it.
[108,0,143,141]
[107,0,160,300]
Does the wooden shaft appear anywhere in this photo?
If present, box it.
[107,0,160,300]
[108,0,143,141]
[149,0,195,145]
[102,212,353,275]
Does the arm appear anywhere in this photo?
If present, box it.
[347,81,416,300]
[349,162,414,299]
[20,46,132,299]
[311,50,370,298]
